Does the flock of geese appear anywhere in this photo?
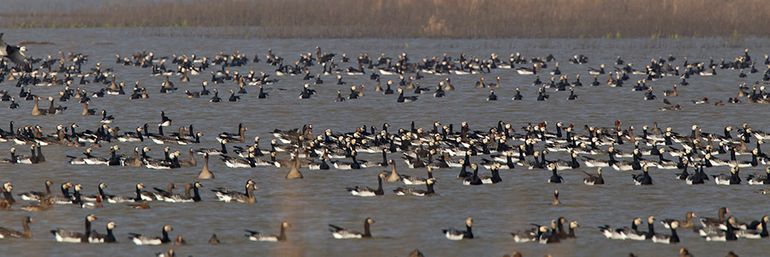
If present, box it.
[1,33,770,256]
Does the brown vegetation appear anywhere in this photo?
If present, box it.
[0,0,768,38]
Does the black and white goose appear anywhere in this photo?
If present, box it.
[346,172,386,197]
[400,166,434,185]
[583,168,605,185]
[651,220,680,244]
[394,178,436,196]
[714,166,741,185]
[51,214,96,243]
[212,180,257,203]
[18,180,53,201]
[747,167,770,185]
[329,217,374,239]
[632,165,653,185]
[88,221,117,243]
[129,224,173,245]
[443,217,474,240]
[245,221,290,242]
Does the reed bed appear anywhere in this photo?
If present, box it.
[0,0,767,38]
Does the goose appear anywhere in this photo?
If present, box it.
[480,163,503,184]
[547,163,563,183]
[511,226,541,243]
[197,153,215,179]
[222,153,255,168]
[462,163,483,185]
[660,214,696,235]
[51,214,96,243]
[160,182,202,203]
[699,207,730,235]
[632,165,653,185]
[552,190,561,206]
[50,182,74,205]
[17,198,50,212]
[151,183,177,201]
[394,178,436,196]
[178,148,197,167]
[0,216,32,239]
[346,172,385,197]
[704,217,738,241]
[211,180,256,203]
[117,127,144,142]
[652,220,680,244]
[130,183,156,202]
[329,217,374,239]
[443,217,473,240]
[396,88,418,102]
[400,165,433,185]
[18,180,53,201]
[129,224,173,245]
[583,168,605,185]
[331,150,364,170]
[94,183,134,203]
[713,167,741,185]
[195,140,229,155]
[218,123,247,143]
[599,217,644,240]
[747,167,770,184]
[246,221,290,242]
[88,221,117,243]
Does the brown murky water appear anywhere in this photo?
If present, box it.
[0,29,769,257]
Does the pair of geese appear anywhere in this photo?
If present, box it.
[327,216,473,241]
[346,163,436,197]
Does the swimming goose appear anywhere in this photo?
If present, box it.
[396,88,418,102]
[747,167,770,184]
[329,217,374,239]
[704,217,738,241]
[443,217,473,240]
[218,123,247,143]
[547,163,563,183]
[51,214,96,243]
[632,165,653,185]
[212,180,256,203]
[18,180,53,201]
[583,168,605,185]
[394,178,436,196]
[599,217,644,240]
[462,163,483,185]
[652,220,680,244]
[331,150,364,170]
[400,166,434,185]
[198,153,215,179]
[19,196,52,211]
[346,172,385,197]
[480,163,503,184]
[129,224,173,245]
[663,212,697,230]
[246,221,290,242]
[552,190,561,206]
[88,221,117,243]
[196,139,229,155]
[0,216,32,239]
[699,207,730,235]
[511,225,542,243]
[714,167,741,185]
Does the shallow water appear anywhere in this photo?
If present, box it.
[0,29,769,257]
